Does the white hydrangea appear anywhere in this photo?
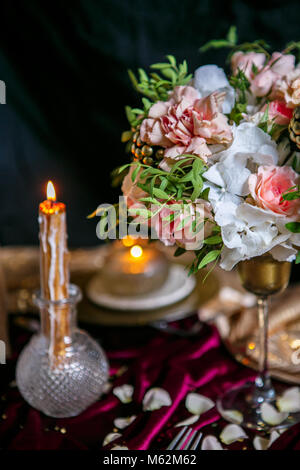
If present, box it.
[202,122,300,270]
[193,65,235,113]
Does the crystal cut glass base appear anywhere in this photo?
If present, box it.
[16,285,109,418]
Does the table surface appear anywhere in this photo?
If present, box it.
[1,317,300,450]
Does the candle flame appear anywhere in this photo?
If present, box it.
[130,245,143,259]
[122,236,135,247]
[47,181,56,201]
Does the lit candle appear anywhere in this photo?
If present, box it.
[39,181,70,362]
[102,239,169,296]
[39,181,69,300]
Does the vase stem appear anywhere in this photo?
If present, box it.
[254,296,274,399]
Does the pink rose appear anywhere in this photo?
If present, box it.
[140,85,232,162]
[260,100,293,125]
[232,51,296,98]
[231,51,266,80]
[249,165,300,219]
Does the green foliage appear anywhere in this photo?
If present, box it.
[200,26,270,59]
[127,55,192,104]
[228,68,250,124]
[285,221,300,233]
[282,186,300,201]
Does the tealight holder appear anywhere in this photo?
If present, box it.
[16,284,109,418]
[102,243,169,296]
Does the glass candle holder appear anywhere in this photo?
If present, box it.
[102,245,169,296]
[217,254,300,431]
[16,284,109,418]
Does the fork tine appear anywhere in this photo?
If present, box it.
[166,426,188,450]
[175,427,193,450]
[190,431,203,450]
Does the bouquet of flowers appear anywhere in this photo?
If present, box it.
[103,28,300,274]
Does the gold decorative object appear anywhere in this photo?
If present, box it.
[289,106,300,150]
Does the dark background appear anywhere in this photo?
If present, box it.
[0,0,300,247]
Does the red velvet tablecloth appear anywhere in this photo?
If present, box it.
[1,319,300,450]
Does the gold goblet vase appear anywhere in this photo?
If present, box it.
[217,254,300,430]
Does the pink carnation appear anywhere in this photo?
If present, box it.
[153,199,214,250]
[249,165,300,219]
[140,85,232,162]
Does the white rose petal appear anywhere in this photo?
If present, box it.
[185,393,214,415]
[201,435,224,450]
[260,402,289,426]
[143,388,172,411]
[114,415,137,430]
[103,432,122,446]
[113,384,134,404]
[220,424,248,445]
[175,415,200,427]
[221,409,243,425]
[253,430,280,450]
[193,65,235,113]
[111,445,129,450]
[253,435,270,450]
[269,430,281,447]
[277,387,300,413]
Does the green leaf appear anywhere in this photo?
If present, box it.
[296,251,300,264]
[285,222,300,233]
[200,187,210,201]
[226,26,238,45]
[197,250,221,270]
[174,246,186,257]
[117,164,131,174]
[131,164,140,182]
[203,235,223,245]
[121,130,132,142]
[166,55,176,67]
[139,197,161,205]
[125,105,135,124]
[138,68,148,82]
[200,39,232,53]
[150,63,171,69]
[152,187,171,199]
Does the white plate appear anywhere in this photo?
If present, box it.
[86,264,196,311]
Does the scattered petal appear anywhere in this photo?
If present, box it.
[185,393,214,415]
[253,429,280,450]
[143,388,172,411]
[260,402,289,426]
[114,416,137,430]
[269,430,281,447]
[221,409,243,425]
[111,445,129,450]
[253,435,269,450]
[220,424,248,445]
[201,435,224,450]
[103,432,122,446]
[113,384,134,404]
[103,382,113,394]
[277,387,300,413]
[175,415,199,427]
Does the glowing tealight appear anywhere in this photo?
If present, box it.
[47,181,56,201]
[130,245,143,259]
[248,342,256,350]
[122,236,135,247]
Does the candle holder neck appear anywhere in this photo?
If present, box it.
[34,284,81,366]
